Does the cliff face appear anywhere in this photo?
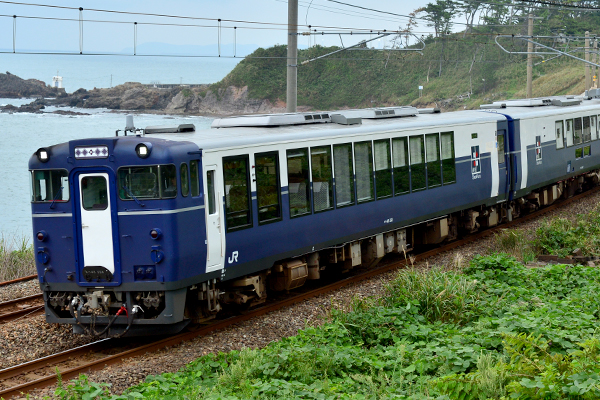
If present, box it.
[0,72,65,98]
[165,86,289,115]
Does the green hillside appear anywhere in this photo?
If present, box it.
[212,35,588,111]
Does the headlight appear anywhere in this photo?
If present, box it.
[36,148,50,163]
[135,143,152,159]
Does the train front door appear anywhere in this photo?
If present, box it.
[75,172,120,285]
[204,165,225,273]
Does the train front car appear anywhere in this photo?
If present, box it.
[29,134,209,337]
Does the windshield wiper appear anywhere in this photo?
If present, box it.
[122,185,145,207]
[49,186,63,209]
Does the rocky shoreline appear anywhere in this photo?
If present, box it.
[0,72,291,117]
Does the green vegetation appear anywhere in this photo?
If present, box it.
[535,206,600,258]
[51,204,600,399]
[0,235,34,282]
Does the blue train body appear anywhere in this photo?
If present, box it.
[28,97,600,336]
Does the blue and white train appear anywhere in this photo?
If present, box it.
[29,94,600,336]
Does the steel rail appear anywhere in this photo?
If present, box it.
[0,187,598,399]
[0,294,44,324]
[0,275,38,288]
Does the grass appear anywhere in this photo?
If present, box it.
[0,234,35,282]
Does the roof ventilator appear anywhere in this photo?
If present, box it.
[212,112,332,128]
[480,97,581,109]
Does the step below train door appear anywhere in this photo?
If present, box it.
[204,165,225,273]
[75,171,120,285]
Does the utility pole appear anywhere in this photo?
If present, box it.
[585,31,591,90]
[526,14,533,98]
[592,39,598,88]
[287,0,298,113]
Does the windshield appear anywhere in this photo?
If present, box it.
[31,170,69,203]
[118,165,177,200]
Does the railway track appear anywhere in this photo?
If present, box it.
[0,294,44,324]
[0,274,38,288]
[0,187,597,399]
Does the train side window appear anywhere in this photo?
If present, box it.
[535,136,542,161]
[374,139,392,199]
[555,121,564,149]
[333,143,355,207]
[496,133,505,164]
[31,169,69,202]
[223,156,252,231]
[255,152,281,224]
[584,145,591,157]
[354,141,374,202]
[566,119,574,147]
[206,170,216,215]
[425,133,441,188]
[574,117,583,145]
[180,163,189,197]
[591,116,598,141]
[392,137,409,195]
[190,160,200,197]
[310,146,334,212]
[410,136,426,191]
[287,148,311,217]
[441,132,456,184]
[583,116,591,142]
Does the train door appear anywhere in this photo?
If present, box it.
[204,165,225,273]
[497,129,510,201]
[74,171,120,285]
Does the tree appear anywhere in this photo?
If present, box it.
[421,0,457,37]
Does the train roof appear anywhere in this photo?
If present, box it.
[150,109,505,152]
[480,96,600,119]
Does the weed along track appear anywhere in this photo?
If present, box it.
[1,187,598,399]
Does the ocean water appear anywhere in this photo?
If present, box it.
[0,53,244,241]
[0,99,214,240]
[0,53,242,92]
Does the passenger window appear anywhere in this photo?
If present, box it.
[354,141,374,202]
[441,132,456,184]
[535,136,542,161]
[392,137,409,195]
[566,119,574,147]
[311,146,333,212]
[206,170,216,215]
[555,121,564,149]
[159,165,177,199]
[575,148,583,159]
[223,156,252,231]
[584,145,591,157]
[287,148,311,217]
[426,133,441,188]
[180,163,189,197]
[255,152,281,224]
[583,116,591,142]
[591,116,598,141]
[574,117,583,145]
[374,139,392,199]
[333,143,355,207]
[190,160,200,197]
[410,136,426,191]
[497,133,505,164]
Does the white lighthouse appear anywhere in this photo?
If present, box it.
[52,71,63,89]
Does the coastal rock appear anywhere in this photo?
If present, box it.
[0,72,64,98]
[166,85,289,116]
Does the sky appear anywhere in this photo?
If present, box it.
[0,0,439,55]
